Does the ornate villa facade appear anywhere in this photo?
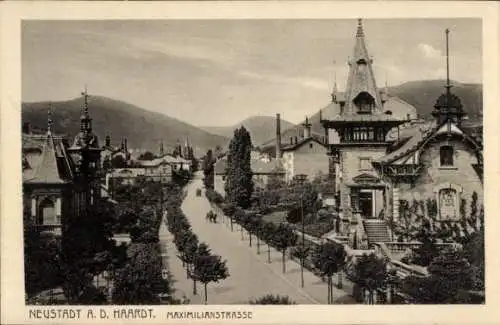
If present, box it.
[317,20,483,248]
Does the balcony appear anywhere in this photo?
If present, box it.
[31,224,62,236]
[383,164,422,179]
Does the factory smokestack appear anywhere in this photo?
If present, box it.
[276,113,282,158]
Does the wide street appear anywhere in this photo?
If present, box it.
[160,172,354,304]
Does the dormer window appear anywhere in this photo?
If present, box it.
[354,92,375,114]
[440,145,454,166]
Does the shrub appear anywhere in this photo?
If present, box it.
[249,294,295,305]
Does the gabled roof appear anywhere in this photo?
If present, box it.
[281,136,327,152]
[25,133,70,184]
[251,159,285,174]
[374,120,482,165]
[214,157,284,175]
[110,168,146,177]
[158,154,191,164]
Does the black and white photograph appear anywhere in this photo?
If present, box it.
[18,16,486,307]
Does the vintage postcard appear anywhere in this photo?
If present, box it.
[1,1,499,324]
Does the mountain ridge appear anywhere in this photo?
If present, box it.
[22,96,230,156]
[200,115,295,146]
[22,79,482,156]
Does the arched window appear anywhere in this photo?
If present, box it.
[39,198,56,225]
[440,146,454,166]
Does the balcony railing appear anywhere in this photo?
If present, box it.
[31,224,62,235]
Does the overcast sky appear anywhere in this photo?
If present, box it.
[22,19,481,126]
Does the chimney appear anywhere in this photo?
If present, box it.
[275,113,282,158]
[302,116,312,139]
[22,122,32,134]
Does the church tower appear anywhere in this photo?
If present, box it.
[320,19,407,234]
[68,86,102,213]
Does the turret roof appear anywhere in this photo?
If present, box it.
[344,19,384,114]
[25,132,70,184]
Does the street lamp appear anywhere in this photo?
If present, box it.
[295,174,308,289]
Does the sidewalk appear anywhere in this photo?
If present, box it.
[213,213,355,304]
[159,215,203,304]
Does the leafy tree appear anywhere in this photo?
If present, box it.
[402,248,475,303]
[138,151,156,161]
[272,224,297,273]
[24,216,63,296]
[262,222,277,263]
[312,242,346,303]
[187,147,199,172]
[111,154,128,168]
[202,149,215,189]
[112,243,173,304]
[249,294,295,305]
[60,200,115,302]
[291,244,310,288]
[411,221,440,266]
[130,208,160,243]
[251,217,264,254]
[172,144,182,158]
[225,127,254,209]
[352,253,387,304]
[192,248,229,304]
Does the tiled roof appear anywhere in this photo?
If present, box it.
[158,154,191,164]
[214,157,284,175]
[110,168,146,177]
[382,96,418,120]
[374,122,437,164]
[251,159,285,174]
[374,120,482,165]
[25,133,70,184]
[281,136,327,152]
[329,112,401,123]
[343,21,383,113]
[320,101,342,120]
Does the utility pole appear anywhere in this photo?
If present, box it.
[301,197,305,288]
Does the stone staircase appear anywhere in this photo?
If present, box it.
[362,219,391,246]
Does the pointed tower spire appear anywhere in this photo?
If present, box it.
[385,72,389,95]
[445,28,452,94]
[432,28,465,126]
[343,18,383,114]
[356,18,364,37]
[302,116,312,139]
[47,102,53,135]
[28,108,66,184]
[80,85,92,134]
[331,61,338,102]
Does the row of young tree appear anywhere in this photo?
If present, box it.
[206,189,337,303]
[205,127,484,303]
[110,179,181,304]
[165,187,229,304]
